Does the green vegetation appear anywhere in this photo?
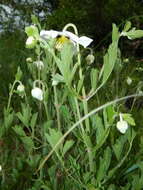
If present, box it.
[1,1,143,189]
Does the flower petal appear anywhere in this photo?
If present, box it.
[40,30,61,39]
[78,36,93,48]
[63,31,93,47]
[62,31,80,43]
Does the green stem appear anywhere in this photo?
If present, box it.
[53,85,61,131]
[7,80,21,110]
[63,23,93,175]
[74,97,84,133]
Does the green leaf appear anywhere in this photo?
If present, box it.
[60,105,71,123]
[112,135,127,161]
[43,120,53,133]
[31,15,39,25]
[30,113,38,129]
[15,67,23,81]
[45,128,63,153]
[59,43,74,85]
[106,105,116,125]
[90,68,98,90]
[83,134,92,148]
[97,147,112,182]
[122,113,135,126]
[112,23,120,41]
[62,140,74,156]
[107,184,116,190]
[13,126,34,152]
[127,29,143,40]
[52,73,65,85]
[21,136,34,152]
[4,109,14,129]
[93,115,110,153]
[123,21,132,32]
[86,184,97,190]
[16,104,31,127]
[102,42,118,84]
[70,61,79,84]
[77,77,84,93]
[95,115,105,144]
[13,125,26,137]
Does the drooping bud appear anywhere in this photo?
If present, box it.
[33,61,44,70]
[31,87,43,101]
[17,84,25,92]
[126,77,132,85]
[86,54,95,65]
[26,57,33,62]
[116,113,129,134]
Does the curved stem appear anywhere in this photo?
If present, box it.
[7,80,22,110]
[37,93,143,171]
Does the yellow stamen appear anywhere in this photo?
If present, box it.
[55,35,70,50]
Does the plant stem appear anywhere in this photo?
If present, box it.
[63,23,94,176]
[53,85,61,131]
[7,80,18,110]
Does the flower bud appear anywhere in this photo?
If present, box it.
[26,36,36,48]
[31,87,43,101]
[34,61,44,70]
[116,114,128,134]
[123,58,129,63]
[86,54,95,65]
[17,84,25,92]
[126,77,132,85]
[26,57,33,62]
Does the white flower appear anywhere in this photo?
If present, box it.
[33,61,44,70]
[116,113,129,134]
[40,30,93,48]
[0,165,2,172]
[126,77,132,85]
[17,84,25,92]
[31,87,43,101]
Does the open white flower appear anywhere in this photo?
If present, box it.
[40,30,93,48]
[116,113,129,134]
[0,165,2,172]
[31,87,43,101]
